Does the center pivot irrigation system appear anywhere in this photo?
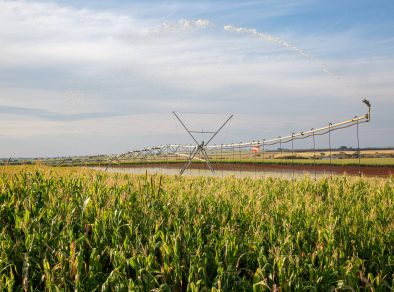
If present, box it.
[52,100,371,175]
[91,99,371,175]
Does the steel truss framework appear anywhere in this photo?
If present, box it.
[172,111,234,175]
[55,101,371,174]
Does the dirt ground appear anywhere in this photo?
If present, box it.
[109,162,394,177]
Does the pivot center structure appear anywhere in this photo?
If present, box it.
[173,112,233,175]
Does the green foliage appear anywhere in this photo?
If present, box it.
[0,166,393,290]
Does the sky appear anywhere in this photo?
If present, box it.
[0,0,393,157]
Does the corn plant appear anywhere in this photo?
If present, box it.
[0,166,393,291]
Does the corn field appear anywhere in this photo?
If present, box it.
[0,166,393,291]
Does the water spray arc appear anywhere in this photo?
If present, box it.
[223,24,362,98]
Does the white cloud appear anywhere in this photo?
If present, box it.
[159,18,212,31]
[0,113,179,138]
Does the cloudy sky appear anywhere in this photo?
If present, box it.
[0,0,393,157]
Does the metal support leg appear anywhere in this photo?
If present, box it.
[180,146,199,175]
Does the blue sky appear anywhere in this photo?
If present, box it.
[0,0,393,157]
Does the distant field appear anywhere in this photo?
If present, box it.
[3,149,394,168]
[105,149,394,167]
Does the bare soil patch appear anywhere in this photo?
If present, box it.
[109,162,394,177]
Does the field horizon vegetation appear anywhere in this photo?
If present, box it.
[3,148,394,168]
[1,166,393,290]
